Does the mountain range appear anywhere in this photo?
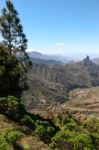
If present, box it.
[29,56,99,88]
[22,55,99,115]
[92,58,99,65]
[28,51,75,64]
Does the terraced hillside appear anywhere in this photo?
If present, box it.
[61,87,99,118]
[23,86,99,120]
[23,56,99,117]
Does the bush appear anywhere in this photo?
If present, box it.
[5,130,24,143]
[0,129,24,150]
[0,96,20,116]
[50,116,99,149]
[35,120,55,143]
[63,116,75,125]
[0,96,26,120]
[83,117,99,132]
[50,130,92,150]
[21,115,35,129]
[0,136,10,150]
[90,133,99,149]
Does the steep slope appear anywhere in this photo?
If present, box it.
[22,86,99,121]
[29,56,99,89]
[22,56,99,115]
[28,51,73,63]
[92,58,99,65]
[30,57,63,65]
[0,114,50,150]
[61,86,99,118]
[23,57,99,118]
[22,77,68,114]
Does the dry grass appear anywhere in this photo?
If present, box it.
[20,136,50,150]
[61,87,99,118]
[0,114,51,150]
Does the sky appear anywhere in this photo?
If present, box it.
[0,0,99,58]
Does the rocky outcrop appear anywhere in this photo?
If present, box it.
[22,56,99,113]
[22,77,69,112]
[29,56,99,88]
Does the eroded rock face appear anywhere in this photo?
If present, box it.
[29,57,99,88]
[22,57,99,114]
[22,77,69,112]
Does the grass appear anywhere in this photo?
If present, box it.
[0,114,51,150]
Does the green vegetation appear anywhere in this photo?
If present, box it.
[35,120,55,143]
[0,95,98,149]
[50,114,99,150]
[21,115,35,129]
[0,0,31,98]
[0,136,10,150]
[0,96,20,117]
[3,129,24,144]
[0,128,24,150]
[0,1,99,150]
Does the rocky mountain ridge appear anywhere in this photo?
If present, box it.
[29,56,99,88]
[28,51,74,64]
[22,56,99,115]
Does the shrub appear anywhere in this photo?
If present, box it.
[50,130,92,150]
[61,114,76,126]
[83,117,99,133]
[2,129,24,144]
[35,120,55,143]
[0,96,20,116]
[0,129,24,150]
[21,115,35,129]
[0,136,10,150]
[90,133,99,149]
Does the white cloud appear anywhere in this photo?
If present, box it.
[26,48,34,52]
[55,42,65,46]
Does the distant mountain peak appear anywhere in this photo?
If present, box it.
[82,55,93,66]
[31,51,42,55]
[83,55,90,62]
[28,51,75,64]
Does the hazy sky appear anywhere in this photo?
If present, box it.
[0,0,99,58]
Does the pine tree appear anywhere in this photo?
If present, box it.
[0,0,32,98]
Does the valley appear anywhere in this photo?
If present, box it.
[22,56,99,120]
[0,1,99,149]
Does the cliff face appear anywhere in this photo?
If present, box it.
[22,57,99,113]
[22,78,68,112]
[23,58,99,111]
[29,57,99,88]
